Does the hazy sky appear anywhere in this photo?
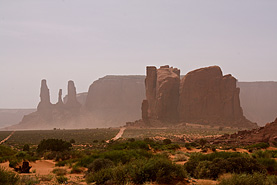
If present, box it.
[1,0,277,108]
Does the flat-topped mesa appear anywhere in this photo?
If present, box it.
[179,66,254,127]
[65,80,81,110]
[37,79,52,112]
[145,65,180,122]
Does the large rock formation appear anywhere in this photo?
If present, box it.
[139,65,256,128]
[37,79,52,112]
[64,81,81,111]
[179,66,253,127]
[145,65,180,122]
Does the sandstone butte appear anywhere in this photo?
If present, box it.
[137,65,257,129]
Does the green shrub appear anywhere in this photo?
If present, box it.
[52,168,67,176]
[56,175,68,184]
[257,158,277,173]
[173,154,188,162]
[23,144,30,152]
[39,174,53,181]
[19,175,39,185]
[87,158,114,173]
[86,156,186,185]
[128,156,186,184]
[185,152,265,179]
[247,143,270,150]
[55,160,67,167]
[199,138,207,148]
[86,168,113,185]
[0,145,16,162]
[163,139,172,145]
[9,159,20,168]
[219,173,277,185]
[0,167,19,185]
[37,139,72,153]
[108,140,149,150]
[253,150,277,159]
[70,139,75,144]
[70,166,83,174]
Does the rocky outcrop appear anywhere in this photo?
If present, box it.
[65,81,81,111]
[214,118,277,145]
[55,89,64,108]
[179,66,254,128]
[145,65,180,122]
[37,79,52,112]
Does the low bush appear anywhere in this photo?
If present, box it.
[219,172,277,185]
[56,175,68,184]
[185,152,265,179]
[247,142,270,150]
[19,175,39,185]
[52,168,67,176]
[86,156,186,185]
[37,139,72,153]
[0,167,19,185]
[163,139,172,145]
[70,166,83,174]
[78,149,153,167]
[39,174,53,181]
[87,158,114,173]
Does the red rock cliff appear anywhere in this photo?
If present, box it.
[179,66,254,127]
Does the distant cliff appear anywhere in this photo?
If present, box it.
[85,75,145,127]
[238,82,277,125]
[0,109,35,128]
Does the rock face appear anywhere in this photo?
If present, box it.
[145,65,180,122]
[238,82,277,125]
[141,100,149,122]
[85,75,145,127]
[179,66,251,127]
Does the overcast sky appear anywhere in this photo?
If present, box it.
[0,0,277,108]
